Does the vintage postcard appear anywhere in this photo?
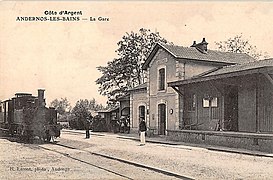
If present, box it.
[1,1,273,179]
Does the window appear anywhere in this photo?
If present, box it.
[203,99,210,108]
[158,68,165,91]
[203,97,218,108]
[211,97,218,107]
[139,105,145,120]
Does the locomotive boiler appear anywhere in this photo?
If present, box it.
[0,89,61,142]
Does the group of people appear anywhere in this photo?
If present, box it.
[119,116,130,133]
[84,116,148,146]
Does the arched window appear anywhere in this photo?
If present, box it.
[158,68,165,91]
[139,105,145,121]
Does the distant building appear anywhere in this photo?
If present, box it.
[97,107,119,132]
[116,94,130,119]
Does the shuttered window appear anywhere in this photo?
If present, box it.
[159,68,165,91]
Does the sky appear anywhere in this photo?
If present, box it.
[1,1,273,106]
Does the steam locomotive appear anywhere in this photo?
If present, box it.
[0,89,61,142]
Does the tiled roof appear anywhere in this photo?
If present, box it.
[128,83,147,91]
[97,107,119,113]
[116,94,130,101]
[204,58,273,76]
[161,43,255,64]
[168,58,273,87]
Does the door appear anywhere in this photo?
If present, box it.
[139,105,145,121]
[158,104,166,135]
[183,94,197,129]
[224,86,238,131]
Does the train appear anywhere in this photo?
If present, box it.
[0,89,61,142]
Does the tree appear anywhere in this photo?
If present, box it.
[96,28,170,101]
[215,34,269,60]
[70,99,104,129]
[50,98,71,115]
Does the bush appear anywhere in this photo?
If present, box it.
[68,118,85,130]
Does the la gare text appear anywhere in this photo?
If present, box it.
[89,17,109,22]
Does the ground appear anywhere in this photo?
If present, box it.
[1,130,273,180]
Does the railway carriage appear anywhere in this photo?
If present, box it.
[0,89,61,142]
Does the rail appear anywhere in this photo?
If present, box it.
[42,141,193,180]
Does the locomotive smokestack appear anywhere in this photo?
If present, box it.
[38,89,45,107]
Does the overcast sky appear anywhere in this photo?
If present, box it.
[1,1,273,106]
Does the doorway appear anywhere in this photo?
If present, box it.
[139,105,145,122]
[158,104,166,135]
[224,86,238,131]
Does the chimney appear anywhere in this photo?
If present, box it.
[201,38,208,51]
[190,41,197,47]
[38,89,45,107]
[194,38,208,53]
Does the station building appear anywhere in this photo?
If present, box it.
[128,38,273,152]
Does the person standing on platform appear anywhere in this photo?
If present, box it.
[139,117,147,146]
[85,116,92,139]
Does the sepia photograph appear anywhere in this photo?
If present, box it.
[0,1,273,179]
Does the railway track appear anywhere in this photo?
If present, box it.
[40,145,134,180]
[40,140,193,180]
